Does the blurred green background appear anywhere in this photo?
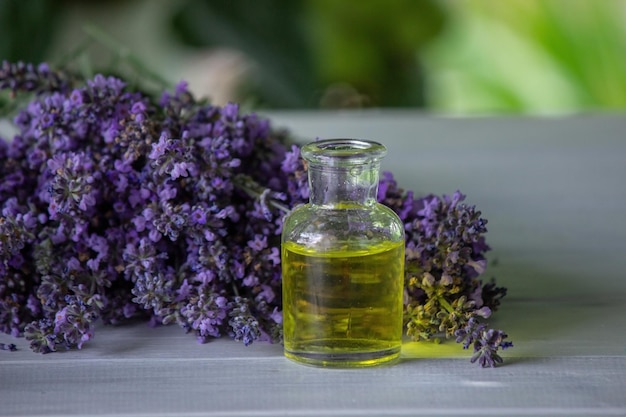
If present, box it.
[1,0,625,114]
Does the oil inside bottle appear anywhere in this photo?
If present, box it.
[282,239,404,367]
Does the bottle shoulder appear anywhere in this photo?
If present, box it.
[284,202,402,224]
[282,202,405,250]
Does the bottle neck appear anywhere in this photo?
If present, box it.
[308,161,381,207]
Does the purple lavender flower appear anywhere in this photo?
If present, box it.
[378,171,511,365]
[0,61,70,94]
[179,289,228,342]
[52,297,98,349]
[228,297,261,346]
[455,317,512,368]
[47,151,100,218]
[123,238,168,281]
[24,319,57,353]
[0,342,17,351]
[131,270,176,313]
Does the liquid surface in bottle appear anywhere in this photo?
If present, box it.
[282,240,404,367]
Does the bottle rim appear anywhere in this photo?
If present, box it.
[301,139,387,165]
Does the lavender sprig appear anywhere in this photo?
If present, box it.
[455,317,513,368]
[0,342,17,351]
[0,61,71,96]
[377,171,512,365]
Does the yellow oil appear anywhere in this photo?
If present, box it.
[282,240,404,367]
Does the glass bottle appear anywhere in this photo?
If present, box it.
[281,139,405,367]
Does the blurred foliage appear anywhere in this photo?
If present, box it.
[423,0,626,113]
[170,0,446,109]
[170,0,319,108]
[0,0,174,114]
[0,0,60,111]
[0,0,60,63]
[1,0,625,113]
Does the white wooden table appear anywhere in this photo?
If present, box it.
[1,111,625,416]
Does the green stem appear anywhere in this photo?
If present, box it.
[233,174,291,214]
[438,296,455,315]
[231,282,240,297]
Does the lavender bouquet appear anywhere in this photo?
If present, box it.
[0,61,511,366]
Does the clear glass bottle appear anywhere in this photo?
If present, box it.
[281,139,405,367]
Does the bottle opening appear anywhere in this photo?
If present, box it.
[302,139,387,166]
[318,140,374,152]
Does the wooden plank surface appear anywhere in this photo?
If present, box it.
[2,350,626,416]
[2,112,626,416]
